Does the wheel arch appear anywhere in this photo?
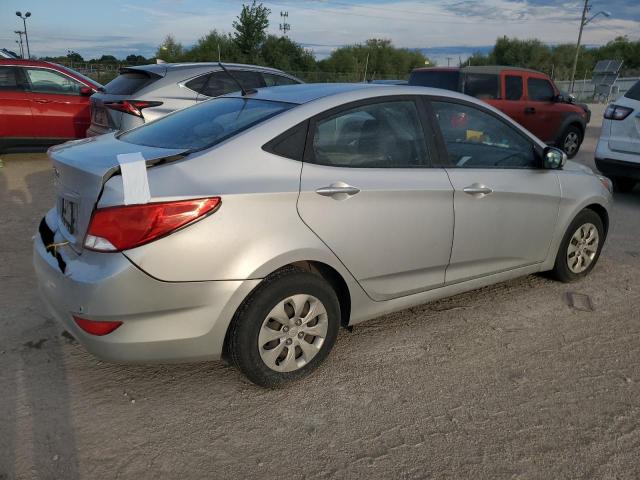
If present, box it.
[584,202,609,238]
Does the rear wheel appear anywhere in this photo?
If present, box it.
[227,267,340,388]
[560,125,582,159]
[611,176,636,193]
[551,209,604,282]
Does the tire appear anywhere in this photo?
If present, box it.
[559,125,582,159]
[227,267,340,388]
[551,209,604,283]
[612,176,636,193]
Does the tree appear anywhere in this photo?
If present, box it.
[126,54,148,64]
[318,39,429,81]
[66,50,83,63]
[260,35,316,72]
[184,30,242,62]
[156,35,184,62]
[232,1,270,62]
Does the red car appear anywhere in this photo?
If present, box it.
[409,66,591,158]
[0,59,103,151]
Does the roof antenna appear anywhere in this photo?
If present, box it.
[218,61,256,96]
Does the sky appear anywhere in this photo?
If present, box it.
[1,0,639,65]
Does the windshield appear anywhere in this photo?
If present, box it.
[55,64,104,89]
[119,97,294,150]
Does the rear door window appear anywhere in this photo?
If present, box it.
[0,66,24,91]
[263,73,299,87]
[527,78,555,102]
[310,99,429,168]
[105,71,157,95]
[119,97,293,150]
[464,74,500,100]
[187,70,267,98]
[505,75,523,100]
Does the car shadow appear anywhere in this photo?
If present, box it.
[0,162,80,480]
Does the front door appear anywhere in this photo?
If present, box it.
[298,97,454,301]
[23,67,90,139]
[429,99,560,284]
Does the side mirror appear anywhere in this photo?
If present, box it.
[79,86,93,96]
[543,146,567,169]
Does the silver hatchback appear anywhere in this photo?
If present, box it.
[35,84,612,387]
[86,62,302,136]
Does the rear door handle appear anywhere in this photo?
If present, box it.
[316,183,360,199]
[34,99,51,104]
[463,184,493,196]
[524,107,536,114]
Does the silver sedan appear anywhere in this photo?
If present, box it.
[34,83,612,387]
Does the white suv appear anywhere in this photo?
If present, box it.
[595,80,640,192]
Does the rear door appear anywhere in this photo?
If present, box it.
[524,72,561,142]
[429,99,560,283]
[492,71,526,128]
[23,67,89,138]
[0,65,33,138]
[297,96,454,301]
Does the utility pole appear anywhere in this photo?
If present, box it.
[446,56,453,67]
[569,0,589,94]
[569,2,611,93]
[14,31,25,58]
[279,11,290,37]
[15,11,31,59]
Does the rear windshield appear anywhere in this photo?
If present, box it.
[625,80,640,101]
[408,70,461,91]
[105,71,157,95]
[119,97,294,150]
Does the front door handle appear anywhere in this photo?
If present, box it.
[524,107,536,114]
[463,184,493,196]
[316,182,360,199]
[34,99,51,104]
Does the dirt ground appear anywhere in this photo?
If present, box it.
[1,104,639,480]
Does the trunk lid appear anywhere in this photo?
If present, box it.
[49,135,187,253]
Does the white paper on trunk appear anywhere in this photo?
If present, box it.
[116,152,151,205]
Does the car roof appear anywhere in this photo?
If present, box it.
[0,59,59,67]
[412,65,543,75]
[125,62,298,78]
[223,82,484,105]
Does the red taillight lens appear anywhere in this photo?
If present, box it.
[73,316,123,336]
[104,100,163,117]
[84,197,221,252]
[604,104,633,120]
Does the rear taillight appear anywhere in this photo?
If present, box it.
[604,104,633,120]
[84,197,221,252]
[104,100,163,117]
[73,316,122,336]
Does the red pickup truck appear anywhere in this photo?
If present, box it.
[409,66,591,158]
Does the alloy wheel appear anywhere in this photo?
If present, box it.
[258,294,328,372]
[563,132,579,156]
[566,222,599,274]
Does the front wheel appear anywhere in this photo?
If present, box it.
[227,268,340,388]
[551,209,604,282]
[560,125,582,159]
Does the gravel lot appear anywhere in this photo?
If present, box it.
[1,104,639,479]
